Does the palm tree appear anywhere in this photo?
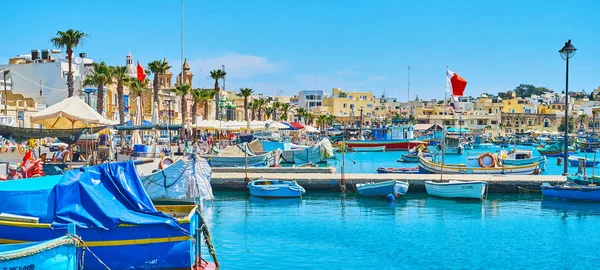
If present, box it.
[272,102,282,121]
[209,69,227,119]
[173,84,191,136]
[50,29,88,97]
[579,114,587,130]
[306,113,315,125]
[249,101,259,121]
[316,115,327,130]
[201,89,217,120]
[83,61,112,114]
[256,99,266,121]
[264,106,274,120]
[128,78,150,122]
[191,88,204,122]
[326,115,336,127]
[111,66,130,126]
[147,59,171,108]
[295,107,307,123]
[280,103,291,122]
[238,88,254,122]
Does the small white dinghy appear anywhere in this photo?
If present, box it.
[424,180,487,200]
[248,179,306,198]
[356,180,409,197]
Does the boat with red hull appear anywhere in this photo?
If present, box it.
[346,140,428,151]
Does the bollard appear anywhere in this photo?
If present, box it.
[557,157,562,165]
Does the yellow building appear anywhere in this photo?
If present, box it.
[320,88,375,117]
[502,97,537,114]
[0,90,39,127]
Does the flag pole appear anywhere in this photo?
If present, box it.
[440,66,448,181]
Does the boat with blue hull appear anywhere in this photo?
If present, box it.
[0,226,79,270]
[418,156,539,175]
[356,180,409,197]
[567,156,600,167]
[499,149,548,169]
[248,179,306,198]
[0,162,212,270]
[541,183,600,201]
[536,142,575,157]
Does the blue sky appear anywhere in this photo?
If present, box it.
[3,0,600,100]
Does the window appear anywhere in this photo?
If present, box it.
[348,95,353,100]
[491,120,498,125]
[525,109,531,113]
[343,104,347,108]
[366,104,372,108]
[543,118,550,128]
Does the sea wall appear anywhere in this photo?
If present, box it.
[211,172,565,193]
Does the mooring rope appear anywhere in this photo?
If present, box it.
[197,208,219,268]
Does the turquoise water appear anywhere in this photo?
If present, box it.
[326,145,600,175]
[208,192,600,269]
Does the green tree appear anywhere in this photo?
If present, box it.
[209,69,227,119]
[272,101,282,121]
[558,117,575,132]
[589,92,595,101]
[110,66,130,126]
[127,78,150,123]
[147,59,171,108]
[256,99,266,121]
[316,115,327,130]
[50,29,88,97]
[280,103,291,122]
[295,107,307,123]
[249,101,259,121]
[201,89,217,119]
[264,106,274,120]
[191,88,203,123]
[173,84,191,136]
[238,88,254,122]
[83,61,112,114]
[513,84,552,98]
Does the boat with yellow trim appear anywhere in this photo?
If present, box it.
[418,156,539,175]
[0,162,216,269]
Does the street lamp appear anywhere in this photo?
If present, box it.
[459,115,463,139]
[559,39,576,176]
[2,69,9,116]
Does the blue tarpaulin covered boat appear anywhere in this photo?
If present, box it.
[0,161,208,269]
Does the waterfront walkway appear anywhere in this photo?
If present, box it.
[212,172,565,193]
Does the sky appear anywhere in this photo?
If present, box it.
[3,0,600,101]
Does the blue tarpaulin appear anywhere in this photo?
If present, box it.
[0,162,181,230]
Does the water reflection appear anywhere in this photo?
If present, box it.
[541,199,600,219]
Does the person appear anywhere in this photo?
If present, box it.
[98,134,110,147]
[7,164,22,180]
[54,145,69,162]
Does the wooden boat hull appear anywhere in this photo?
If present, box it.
[0,205,201,269]
[376,167,419,174]
[542,183,600,201]
[567,156,600,167]
[501,156,547,166]
[424,180,487,199]
[399,153,432,162]
[472,143,494,149]
[0,235,79,270]
[248,180,306,198]
[346,140,427,151]
[201,152,274,167]
[418,157,538,175]
[353,146,385,152]
[356,180,409,197]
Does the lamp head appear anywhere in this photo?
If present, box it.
[559,39,577,60]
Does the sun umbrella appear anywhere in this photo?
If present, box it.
[30,96,114,129]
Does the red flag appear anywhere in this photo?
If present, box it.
[446,69,467,96]
[137,61,146,82]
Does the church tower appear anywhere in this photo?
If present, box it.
[158,58,173,89]
[125,53,136,78]
[176,59,193,87]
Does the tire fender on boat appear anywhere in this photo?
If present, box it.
[159,156,175,170]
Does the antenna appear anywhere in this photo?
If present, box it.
[408,66,411,103]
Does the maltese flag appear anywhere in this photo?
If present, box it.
[446,69,467,96]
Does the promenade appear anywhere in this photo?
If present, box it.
[212,170,565,193]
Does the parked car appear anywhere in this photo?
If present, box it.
[49,139,68,152]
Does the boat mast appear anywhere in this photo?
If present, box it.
[441,66,448,181]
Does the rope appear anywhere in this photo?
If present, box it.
[9,69,68,92]
[197,208,219,268]
[0,237,77,261]
[66,233,111,270]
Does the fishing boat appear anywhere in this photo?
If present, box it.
[292,138,334,166]
[536,142,574,157]
[541,183,600,201]
[567,156,600,167]
[376,167,419,174]
[356,180,409,197]
[0,232,79,270]
[0,162,215,269]
[248,179,306,198]
[346,124,427,151]
[352,146,386,152]
[139,155,214,204]
[442,136,464,155]
[202,143,276,167]
[472,135,494,149]
[424,181,487,199]
[499,149,548,169]
[398,152,432,162]
[418,156,539,175]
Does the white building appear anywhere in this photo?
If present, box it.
[0,49,94,108]
[298,90,324,111]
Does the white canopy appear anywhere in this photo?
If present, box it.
[192,120,268,131]
[30,96,114,129]
[267,121,289,131]
[303,125,319,133]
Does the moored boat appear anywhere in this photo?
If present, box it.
[202,143,276,167]
[567,155,600,167]
[0,233,79,270]
[398,152,432,162]
[346,140,427,151]
[541,183,600,201]
[376,167,419,174]
[248,179,306,198]
[418,156,539,175]
[424,180,487,199]
[500,149,547,169]
[356,180,409,197]
[352,146,386,152]
[536,142,574,157]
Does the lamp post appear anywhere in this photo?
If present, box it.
[165,99,174,153]
[559,39,576,176]
[459,115,463,139]
[2,69,9,116]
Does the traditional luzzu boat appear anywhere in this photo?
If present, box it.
[346,124,428,151]
[418,155,539,175]
[139,155,215,204]
[0,226,79,269]
[202,143,277,167]
[356,180,409,197]
[376,167,419,174]
[352,146,386,152]
[248,179,306,198]
[541,182,600,201]
[536,142,574,157]
[424,180,487,200]
[499,149,547,169]
[398,144,431,162]
[567,155,600,167]
[0,162,217,269]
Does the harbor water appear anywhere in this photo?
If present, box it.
[208,191,599,269]
[326,145,600,176]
